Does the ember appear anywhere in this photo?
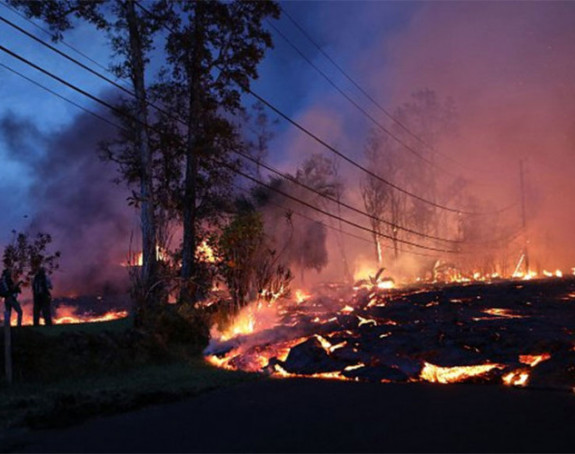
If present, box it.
[420,362,503,384]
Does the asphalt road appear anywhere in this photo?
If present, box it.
[15,378,575,453]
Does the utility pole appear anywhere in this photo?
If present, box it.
[519,159,529,274]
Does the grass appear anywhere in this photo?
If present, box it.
[0,316,261,437]
[0,358,259,432]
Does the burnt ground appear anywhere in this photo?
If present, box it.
[13,378,575,453]
[8,277,575,452]
[215,277,575,389]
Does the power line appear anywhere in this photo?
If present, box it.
[222,164,459,254]
[0,9,516,251]
[269,20,440,171]
[0,55,447,260]
[279,5,497,177]
[0,62,126,132]
[231,182,443,259]
[133,2,512,217]
[0,52,458,255]
[0,0,130,89]
[0,14,468,245]
[234,147,460,244]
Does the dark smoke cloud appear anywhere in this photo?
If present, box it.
[0,103,134,295]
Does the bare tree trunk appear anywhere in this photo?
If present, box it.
[180,6,203,303]
[125,0,156,309]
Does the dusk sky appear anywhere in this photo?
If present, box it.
[1,1,575,277]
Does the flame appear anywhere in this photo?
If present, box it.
[294,289,310,304]
[197,241,217,263]
[357,315,378,327]
[519,353,551,367]
[340,305,354,314]
[482,308,524,319]
[377,280,395,290]
[216,308,256,341]
[315,335,346,353]
[502,370,530,387]
[420,362,502,384]
[271,363,351,381]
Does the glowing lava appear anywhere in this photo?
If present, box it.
[420,362,503,384]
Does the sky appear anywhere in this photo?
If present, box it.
[1,1,575,290]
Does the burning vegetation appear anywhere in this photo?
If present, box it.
[205,273,575,392]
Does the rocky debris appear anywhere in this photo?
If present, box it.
[528,351,575,390]
[282,338,347,375]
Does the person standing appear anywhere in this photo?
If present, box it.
[32,267,53,326]
[1,268,23,327]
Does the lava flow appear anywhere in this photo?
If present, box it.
[205,275,575,392]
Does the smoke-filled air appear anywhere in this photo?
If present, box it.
[2,3,575,447]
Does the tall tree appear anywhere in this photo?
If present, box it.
[11,0,162,316]
[153,0,279,302]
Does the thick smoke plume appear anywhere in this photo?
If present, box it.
[270,2,575,281]
[0,106,134,296]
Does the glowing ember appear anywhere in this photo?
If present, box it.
[357,315,378,327]
[482,308,524,319]
[503,370,530,387]
[377,280,395,290]
[519,353,551,367]
[197,241,217,263]
[216,309,256,341]
[294,289,310,304]
[420,362,502,384]
[344,363,366,371]
[340,305,354,314]
[53,310,128,324]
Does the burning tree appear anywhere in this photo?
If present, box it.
[217,210,293,309]
[149,0,280,304]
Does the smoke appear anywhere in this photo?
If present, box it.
[268,2,575,280]
[0,104,134,296]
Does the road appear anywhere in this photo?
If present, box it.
[16,378,575,452]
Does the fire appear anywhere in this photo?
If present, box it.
[315,335,346,353]
[294,289,310,304]
[482,308,524,319]
[271,363,349,380]
[123,246,168,267]
[519,353,551,367]
[357,315,377,327]
[340,305,354,314]
[420,362,502,384]
[197,240,216,263]
[215,308,256,341]
[503,370,530,387]
[15,302,129,326]
[377,280,395,290]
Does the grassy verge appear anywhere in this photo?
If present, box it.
[0,357,259,433]
[0,313,261,440]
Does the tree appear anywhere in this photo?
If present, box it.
[393,89,458,238]
[2,231,60,286]
[239,101,278,179]
[10,0,163,320]
[151,0,280,302]
[361,132,406,265]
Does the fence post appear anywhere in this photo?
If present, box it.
[4,311,12,385]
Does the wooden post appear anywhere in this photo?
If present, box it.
[4,310,12,385]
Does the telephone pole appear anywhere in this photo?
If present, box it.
[519,159,529,274]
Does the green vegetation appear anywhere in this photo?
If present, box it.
[0,358,258,431]
[0,318,259,432]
